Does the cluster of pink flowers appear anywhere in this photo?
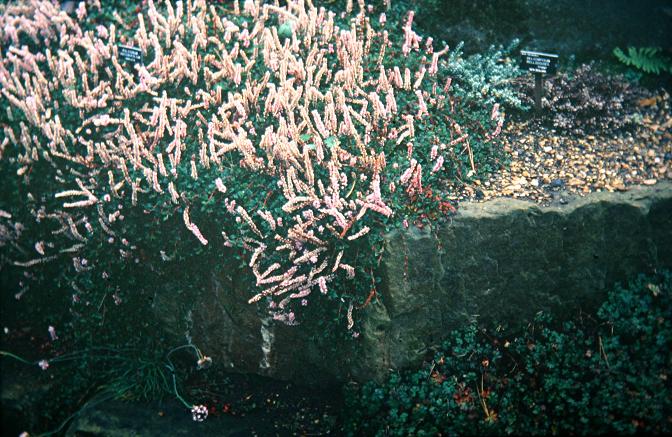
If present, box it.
[0,0,503,325]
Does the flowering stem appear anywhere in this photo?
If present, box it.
[170,367,193,409]
[165,344,205,410]
[166,344,203,361]
[0,350,33,365]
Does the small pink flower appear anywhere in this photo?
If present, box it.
[403,219,409,229]
[38,359,49,370]
[197,356,212,370]
[301,299,308,306]
[48,326,58,341]
[76,2,87,21]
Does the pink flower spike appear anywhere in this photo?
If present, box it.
[48,326,58,341]
[432,156,444,173]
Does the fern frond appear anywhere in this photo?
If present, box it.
[613,47,672,75]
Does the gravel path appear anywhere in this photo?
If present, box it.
[447,91,672,205]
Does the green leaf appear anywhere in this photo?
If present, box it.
[325,136,339,149]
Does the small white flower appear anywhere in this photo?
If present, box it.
[38,360,49,370]
[191,404,208,422]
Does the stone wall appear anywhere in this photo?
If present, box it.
[158,182,672,385]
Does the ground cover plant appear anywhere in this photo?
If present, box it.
[0,0,506,328]
[342,271,672,436]
[0,0,515,429]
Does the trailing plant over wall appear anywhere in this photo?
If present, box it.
[0,0,505,330]
[343,271,672,436]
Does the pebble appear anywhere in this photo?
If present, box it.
[512,176,528,186]
[550,178,565,188]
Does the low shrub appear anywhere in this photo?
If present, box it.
[516,62,667,135]
[342,271,672,436]
[0,0,508,331]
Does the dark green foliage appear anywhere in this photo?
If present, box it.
[342,271,672,436]
[613,47,672,75]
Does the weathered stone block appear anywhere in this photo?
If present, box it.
[156,183,672,385]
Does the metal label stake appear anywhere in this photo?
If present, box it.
[520,50,559,113]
